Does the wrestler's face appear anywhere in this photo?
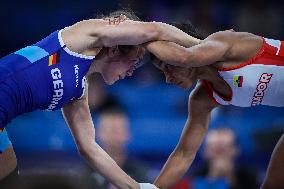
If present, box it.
[154,60,197,89]
[102,46,146,85]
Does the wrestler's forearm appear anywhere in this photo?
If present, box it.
[82,142,139,189]
[62,95,139,189]
[155,112,210,189]
[154,22,201,47]
[154,150,196,189]
[146,41,192,67]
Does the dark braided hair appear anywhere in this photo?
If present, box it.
[149,21,205,61]
[108,9,142,55]
[108,8,141,21]
[96,8,140,21]
[170,21,205,40]
[97,9,146,68]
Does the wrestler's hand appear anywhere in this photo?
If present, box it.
[139,183,159,189]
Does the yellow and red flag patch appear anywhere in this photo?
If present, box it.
[48,51,60,66]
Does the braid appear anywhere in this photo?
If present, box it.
[170,21,205,40]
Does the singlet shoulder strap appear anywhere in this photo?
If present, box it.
[58,29,96,60]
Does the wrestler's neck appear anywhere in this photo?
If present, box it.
[86,48,108,76]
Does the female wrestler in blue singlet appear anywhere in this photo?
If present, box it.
[0,11,194,189]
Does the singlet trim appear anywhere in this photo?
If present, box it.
[201,79,233,105]
[218,37,265,71]
[217,76,233,101]
[201,80,220,105]
[58,29,96,60]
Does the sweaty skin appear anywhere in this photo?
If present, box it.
[58,17,198,189]
[146,30,263,69]
[148,31,284,189]
[0,16,195,189]
[152,61,220,189]
[62,18,197,56]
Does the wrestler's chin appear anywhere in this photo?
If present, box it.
[105,77,118,85]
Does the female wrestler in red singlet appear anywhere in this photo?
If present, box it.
[146,25,284,189]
